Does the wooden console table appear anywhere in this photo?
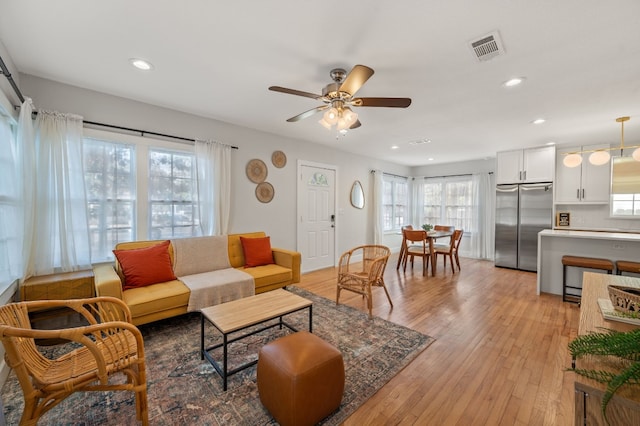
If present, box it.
[575,272,640,425]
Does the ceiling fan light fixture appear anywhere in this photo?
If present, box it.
[589,150,611,166]
[318,117,332,130]
[337,117,349,131]
[633,147,640,162]
[324,107,339,125]
[343,107,358,127]
[563,153,583,168]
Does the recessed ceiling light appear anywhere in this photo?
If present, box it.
[546,141,556,146]
[130,58,154,71]
[391,145,399,150]
[428,157,434,161]
[532,118,546,125]
[503,77,525,87]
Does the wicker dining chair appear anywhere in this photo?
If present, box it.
[336,245,392,318]
[0,297,148,425]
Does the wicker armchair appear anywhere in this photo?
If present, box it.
[0,297,148,425]
[336,245,392,318]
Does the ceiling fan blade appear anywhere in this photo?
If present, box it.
[352,97,412,108]
[339,65,374,97]
[269,86,323,100]
[349,119,362,129]
[286,105,328,122]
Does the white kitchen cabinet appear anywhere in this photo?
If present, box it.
[496,146,555,184]
[555,144,610,203]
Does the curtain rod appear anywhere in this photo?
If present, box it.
[370,170,408,180]
[0,54,25,103]
[424,171,493,179]
[81,118,239,149]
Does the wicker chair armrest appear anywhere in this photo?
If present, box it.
[23,296,132,324]
[0,320,144,385]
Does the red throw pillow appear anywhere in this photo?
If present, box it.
[113,240,177,290]
[240,236,274,267]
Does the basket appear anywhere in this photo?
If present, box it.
[608,285,640,314]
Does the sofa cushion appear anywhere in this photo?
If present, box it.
[240,264,292,289]
[240,236,275,267]
[172,236,231,276]
[113,240,177,290]
[123,279,191,319]
[228,232,266,268]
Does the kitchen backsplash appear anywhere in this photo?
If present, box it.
[554,204,640,232]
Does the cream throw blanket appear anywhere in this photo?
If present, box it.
[171,236,255,311]
[179,269,254,311]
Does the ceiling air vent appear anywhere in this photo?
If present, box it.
[469,31,505,62]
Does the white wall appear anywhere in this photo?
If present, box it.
[19,74,411,257]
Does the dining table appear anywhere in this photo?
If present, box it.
[396,229,454,276]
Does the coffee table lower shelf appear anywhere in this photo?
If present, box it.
[199,289,313,391]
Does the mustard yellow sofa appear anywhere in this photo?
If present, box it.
[93,232,301,326]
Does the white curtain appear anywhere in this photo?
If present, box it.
[372,169,384,244]
[469,173,495,259]
[411,177,425,227]
[195,140,232,235]
[18,99,35,279]
[23,109,91,278]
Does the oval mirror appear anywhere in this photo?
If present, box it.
[350,180,365,209]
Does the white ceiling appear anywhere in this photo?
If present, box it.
[1,0,640,166]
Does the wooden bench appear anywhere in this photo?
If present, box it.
[562,256,613,303]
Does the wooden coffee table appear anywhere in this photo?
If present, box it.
[200,289,313,390]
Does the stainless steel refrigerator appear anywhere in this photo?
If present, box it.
[495,183,553,272]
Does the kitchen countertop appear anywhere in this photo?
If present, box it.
[540,229,640,241]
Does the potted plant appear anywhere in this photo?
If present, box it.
[568,328,640,422]
[421,224,433,232]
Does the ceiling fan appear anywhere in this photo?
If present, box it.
[269,64,411,131]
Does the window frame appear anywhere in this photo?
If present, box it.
[382,174,409,233]
[83,129,197,258]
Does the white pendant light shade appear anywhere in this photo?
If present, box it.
[589,150,611,166]
[633,147,640,162]
[324,108,339,125]
[318,118,332,130]
[342,107,358,127]
[563,153,583,168]
[336,117,349,131]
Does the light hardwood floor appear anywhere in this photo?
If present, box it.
[296,255,580,426]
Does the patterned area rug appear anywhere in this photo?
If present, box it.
[1,287,434,425]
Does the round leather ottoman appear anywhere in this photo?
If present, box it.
[257,331,345,426]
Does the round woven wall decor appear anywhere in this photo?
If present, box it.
[272,150,287,168]
[256,182,274,203]
[246,159,267,183]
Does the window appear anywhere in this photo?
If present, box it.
[84,138,136,262]
[148,148,200,240]
[610,157,640,217]
[0,113,20,290]
[82,131,201,263]
[382,175,408,231]
[422,176,473,231]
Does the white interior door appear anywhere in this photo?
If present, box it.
[297,163,336,272]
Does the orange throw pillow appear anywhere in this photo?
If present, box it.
[240,236,274,267]
[113,240,177,290]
